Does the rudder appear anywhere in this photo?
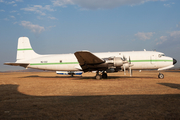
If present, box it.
[16,37,39,61]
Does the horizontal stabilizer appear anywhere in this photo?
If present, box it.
[4,62,29,68]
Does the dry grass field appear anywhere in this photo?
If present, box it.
[0,70,180,120]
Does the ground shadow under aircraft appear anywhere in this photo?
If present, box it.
[158,83,180,90]
[0,84,180,119]
[21,75,156,80]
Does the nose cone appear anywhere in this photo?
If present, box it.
[173,58,177,65]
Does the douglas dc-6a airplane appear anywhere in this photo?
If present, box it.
[4,37,177,79]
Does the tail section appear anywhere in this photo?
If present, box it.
[16,37,39,61]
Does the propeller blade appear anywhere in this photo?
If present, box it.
[129,67,132,77]
[124,65,126,75]
[129,56,132,77]
[129,56,131,64]
[122,55,125,61]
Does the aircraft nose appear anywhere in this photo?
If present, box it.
[173,58,177,65]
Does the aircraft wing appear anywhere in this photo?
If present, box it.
[4,62,29,68]
[74,51,104,66]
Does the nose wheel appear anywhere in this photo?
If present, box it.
[158,73,164,79]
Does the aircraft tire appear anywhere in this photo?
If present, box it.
[102,73,107,79]
[158,73,164,79]
[96,74,102,80]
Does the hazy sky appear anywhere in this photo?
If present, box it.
[0,0,180,71]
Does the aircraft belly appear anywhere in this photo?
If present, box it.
[28,64,79,71]
[56,64,79,71]
[156,62,173,68]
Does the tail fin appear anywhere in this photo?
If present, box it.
[16,37,39,61]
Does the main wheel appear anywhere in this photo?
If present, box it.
[158,73,164,79]
[102,73,107,79]
[95,74,102,80]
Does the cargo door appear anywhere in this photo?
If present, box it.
[151,55,157,68]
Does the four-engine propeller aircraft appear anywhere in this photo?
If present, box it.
[4,37,177,79]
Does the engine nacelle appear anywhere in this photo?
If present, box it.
[114,57,124,67]
[104,57,124,67]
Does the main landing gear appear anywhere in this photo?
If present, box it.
[158,73,164,79]
[95,71,107,80]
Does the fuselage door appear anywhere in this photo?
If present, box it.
[151,55,156,68]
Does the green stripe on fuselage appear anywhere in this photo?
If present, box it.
[29,60,172,66]
[17,48,33,51]
[131,60,173,62]
[30,62,79,66]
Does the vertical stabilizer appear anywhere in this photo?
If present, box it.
[16,37,39,61]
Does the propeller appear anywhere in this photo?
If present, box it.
[129,56,132,77]
[122,56,133,76]
[122,55,127,75]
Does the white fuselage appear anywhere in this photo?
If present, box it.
[16,51,173,71]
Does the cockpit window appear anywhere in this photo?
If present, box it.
[158,54,165,57]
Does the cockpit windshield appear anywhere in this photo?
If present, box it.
[158,54,165,57]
